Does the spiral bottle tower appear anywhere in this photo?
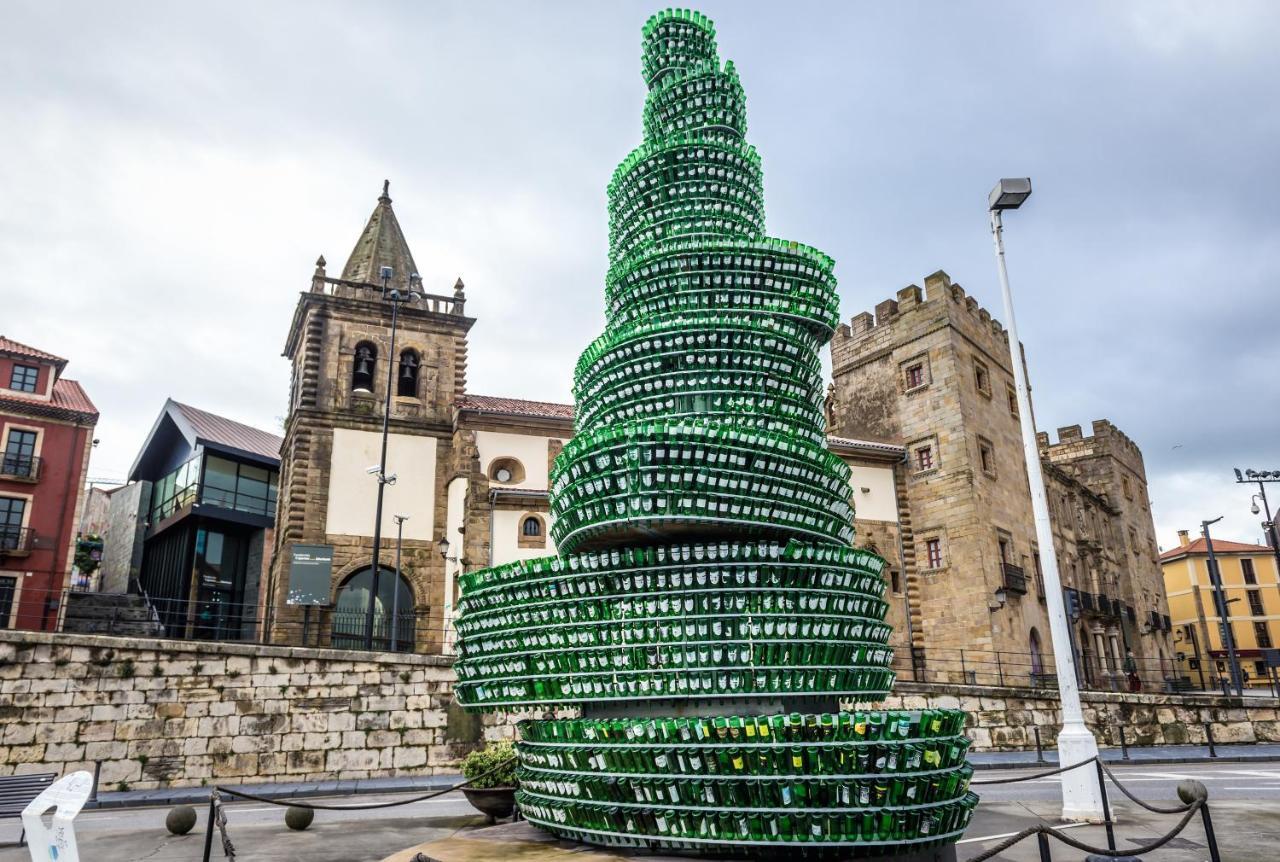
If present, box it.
[454,9,977,855]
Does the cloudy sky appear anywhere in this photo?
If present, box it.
[3,1,1277,547]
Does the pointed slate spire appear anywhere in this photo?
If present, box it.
[341,180,419,288]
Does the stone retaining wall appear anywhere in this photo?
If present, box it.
[0,631,510,791]
[884,681,1280,750]
[3,631,1277,791]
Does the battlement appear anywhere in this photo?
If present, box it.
[1037,419,1146,475]
[833,270,1011,362]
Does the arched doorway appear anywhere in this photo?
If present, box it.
[331,566,415,652]
[1029,627,1044,682]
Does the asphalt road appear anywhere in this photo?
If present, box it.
[1,760,1276,861]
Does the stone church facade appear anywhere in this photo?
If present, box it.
[827,270,1173,687]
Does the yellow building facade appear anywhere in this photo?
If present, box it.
[1161,530,1280,688]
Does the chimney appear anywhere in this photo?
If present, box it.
[1177,530,1190,547]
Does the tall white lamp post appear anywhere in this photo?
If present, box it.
[989,178,1104,821]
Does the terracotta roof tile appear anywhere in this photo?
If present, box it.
[0,335,66,366]
[1160,537,1274,560]
[171,401,282,461]
[0,378,97,423]
[457,394,576,421]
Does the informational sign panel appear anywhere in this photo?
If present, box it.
[1263,648,1280,668]
[22,770,93,862]
[287,544,334,606]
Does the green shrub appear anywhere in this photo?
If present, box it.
[460,740,517,788]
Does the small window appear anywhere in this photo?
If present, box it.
[488,458,525,485]
[914,444,934,472]
[889,569,901,594]
[973,360,991,397]
[522,516,542,537]
[352,341,377,393]
[9,364,38,393]
[1256,622,1273,649]
[905,364,925,389]
[978,437,995,477]
[1256,661,1269,678]
[998,537,1011,565]
[1006,384,1019,418]
[1122,475,1133,500]
[1032,550,1045,595]
[1128,526,1139,554]
[397,349,420,397]
[1243,559,1256,584]
[1248,590,1265,616]
[925,538,943,569]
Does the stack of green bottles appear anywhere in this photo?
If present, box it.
[513,711,976,852]
[605,239,840,336]
[550,425,855,552]
[454,539,893,709]
[454,6,979,856]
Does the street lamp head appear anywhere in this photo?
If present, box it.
[1252,498,1262,516]
[437,535,450,559]
[988,177,1032,211]
[380,265,394,281]
[409,272,421,287]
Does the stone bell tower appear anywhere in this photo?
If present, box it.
[267,182,475,654]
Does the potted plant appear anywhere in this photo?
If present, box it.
[459,740,518,823]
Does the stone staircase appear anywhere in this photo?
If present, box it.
[61,591,164,637]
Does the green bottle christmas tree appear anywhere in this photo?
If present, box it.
[454,9,977,855]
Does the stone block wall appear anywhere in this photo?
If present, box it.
[4,630,1276,792]
[0,630,512,791]
[881,681,1280,750]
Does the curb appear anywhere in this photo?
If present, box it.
[86,775,464,811]
[972,753,1280,771]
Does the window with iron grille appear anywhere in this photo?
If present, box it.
[925,538,943,569]
[1249,590,1265,616]
[1242,558,1257,585]
[915,445,934,472]
[1255,621,1274,649]
[905,363,925,389]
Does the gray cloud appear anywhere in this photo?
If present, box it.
[3,0,1277,546]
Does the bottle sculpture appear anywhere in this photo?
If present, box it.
[454,8,977,856]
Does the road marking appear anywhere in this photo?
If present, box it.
[957,822,1089,844]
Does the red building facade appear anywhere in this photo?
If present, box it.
[0,336,98,631]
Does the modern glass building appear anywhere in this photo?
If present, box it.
[119,399,281,641]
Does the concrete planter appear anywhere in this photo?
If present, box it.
[461,786,516,824]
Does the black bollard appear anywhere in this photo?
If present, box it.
[1204,722,1217,758]
[1033,726,1047,764]
[1118,724,1130,761]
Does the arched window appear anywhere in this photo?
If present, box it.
[487,458,525,485]
[352,342,377,394]
[522,516,542,537]
[1029,627,1044,678]
[331,566,414,652]
[397,349,419,397]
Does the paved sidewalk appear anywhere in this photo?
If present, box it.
[970,740,1280,769]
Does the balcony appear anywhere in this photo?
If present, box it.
[0,527,34,558]
[0,454,41,482]
[1000,562,1027,595]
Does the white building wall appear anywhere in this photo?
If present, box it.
[325,429,437,541]
[492,509,558,567]
[441,475,468,654]
[474,431,553,490]
[848,464,898,523]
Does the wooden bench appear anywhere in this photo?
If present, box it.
[0,772,58,847]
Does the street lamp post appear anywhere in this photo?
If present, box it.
[1201,516,1244,696]
[1234,468,1280,584]
[988,178,1104,821]
[360,266,421,651]
[390,514,409,653]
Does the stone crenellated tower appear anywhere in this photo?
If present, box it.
[268,183,475,654]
